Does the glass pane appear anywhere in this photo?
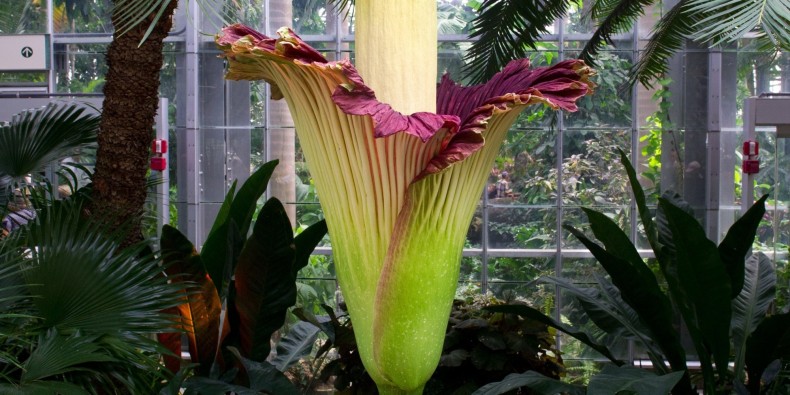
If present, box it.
[487,257,553,282]
[487,208,557,250]
[54,44,107,93]
[495,128,558,206]
[53,0,113,33]
[1,0,47,33]
[458,256,482,283]
[565,51,634,129]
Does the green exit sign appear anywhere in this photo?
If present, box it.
[0,35,49,71]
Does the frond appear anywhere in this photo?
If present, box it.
[580,0,659,64]
[688,0,790,51]
[630,0,699,88]
[463,0,573,85]
[19,202,185,334]
[0,102,99,181]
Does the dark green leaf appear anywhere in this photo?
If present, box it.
[201,160,278,294]
[471,371,585,395]
[732,253,776,381]
[567,213,685,373]
[484,304,622,365]
[271,321,321,371]
[745,312,790,394]
[719,195,768,297]
[660,198,731,380]
[227,347,299,395]
[440,349,470,367]
[293,219,327,273]
[181,376,260,395]
[233,197,296,361]
[587,365,685,395]
[207,180,237,237]
[617,149,658,255]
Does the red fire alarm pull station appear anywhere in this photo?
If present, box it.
[742,140,759,174]
[152,139,168,154]
[150,139,168,171]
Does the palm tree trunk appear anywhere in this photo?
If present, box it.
[91,0,178,245]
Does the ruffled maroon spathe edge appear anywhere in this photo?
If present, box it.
[218,24,592,182]
[219,24,461,143]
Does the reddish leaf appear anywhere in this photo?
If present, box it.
[161,225,224,375]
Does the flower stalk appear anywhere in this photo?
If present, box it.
[217,11,593,393]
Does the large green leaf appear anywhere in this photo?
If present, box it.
[470,370,585,395]
[579,0,659,66]
[484,303,622,365]
[587,365,685,395]
[21,330,116,383]
[201,160,278,294]
[660,198,732,383]
[719,195,768,298]
[732,253,776,382]
[0,102,99,179]
[745,312,790,393]
[617,149,658,255]
[0,381,89,395]
[207,180,237,237]
[160,225,223,376]
[293,219,328,273]
[271,321,321,371]
[593,274,668,371]
[539,275,659,365]
[232,197,296,362]
[227,347,299,395]
[21,204,184,334]
[569,211,686,375]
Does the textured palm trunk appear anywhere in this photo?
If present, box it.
[91,0,178,244]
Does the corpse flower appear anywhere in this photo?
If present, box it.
[216,4,593,393]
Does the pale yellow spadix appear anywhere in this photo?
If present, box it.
[355,0,437,114]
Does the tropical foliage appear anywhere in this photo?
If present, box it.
[0,102,99,210]
[0,201,185,394]
[462,0,790,86]
[474,151,789,395]
[157,160,328,393]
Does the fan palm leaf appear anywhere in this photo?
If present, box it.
[0,201,186,392]
[0,102,99,181]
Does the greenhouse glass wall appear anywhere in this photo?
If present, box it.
[1,0,788,367]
